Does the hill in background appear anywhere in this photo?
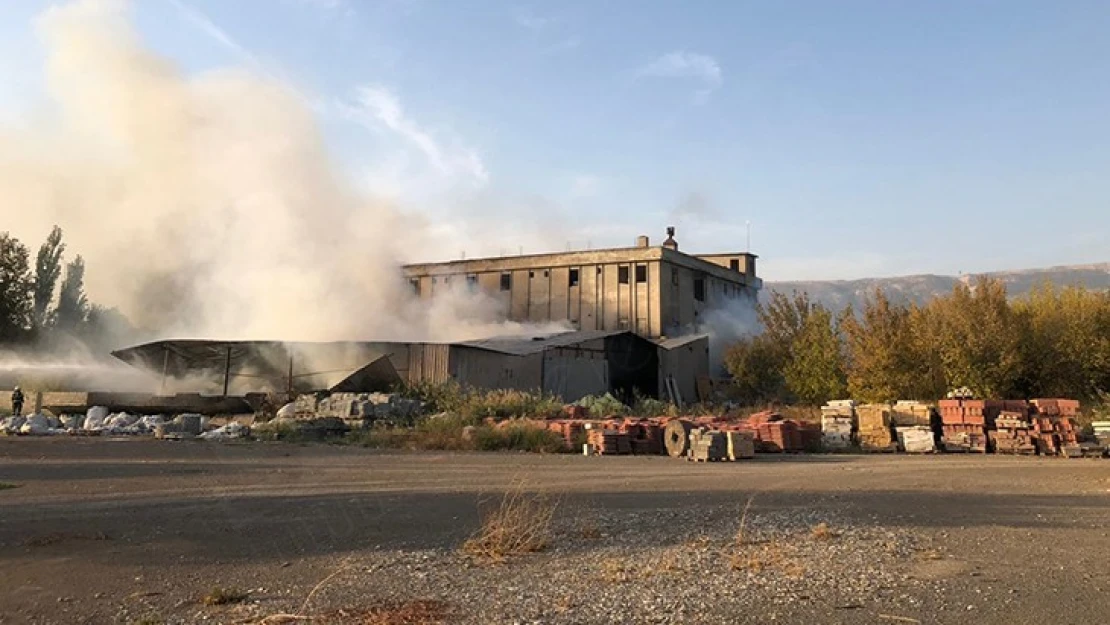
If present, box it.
[765,263,1110,311]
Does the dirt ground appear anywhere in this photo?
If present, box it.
[1,438,1108,625]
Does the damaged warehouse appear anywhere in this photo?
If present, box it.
[108,330,706,408]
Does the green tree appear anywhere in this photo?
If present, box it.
[56,255,90,332]
[1015,283,1110,398]
[32,225,65,330]
[725,291,847,404]
[723,335,786,402]
[782,305,847,404]
[924,278,1025,398]
[840,290,940,402]
[0,233,34,342]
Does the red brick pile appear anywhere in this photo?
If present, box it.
[937,399,1002,452]
[1030,398,1081,456]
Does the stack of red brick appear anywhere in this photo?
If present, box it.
[739,411,819,453]
[585,427,632,455]
[937,399,1002,452]
[1030,398,1081,456]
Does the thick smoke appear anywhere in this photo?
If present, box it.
[0,0,560,346]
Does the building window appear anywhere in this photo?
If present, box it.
[635,264,647,283]
[618,265,630,284]
[529,270,535,278]
[543,269,549,278]
[466,274,478,290]
[431,277,437,284]
[730,258,740,272]
[409,278,420,295]
[500,273,512,291]
[694,277,706,302]
[597,266,602,275]
[569,268,580,287]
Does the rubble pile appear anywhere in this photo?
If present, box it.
[856,404,897,452]
[820,400,855,450]
[301,392,424,427]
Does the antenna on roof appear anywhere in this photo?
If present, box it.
[461,250,466,260]
[746,221,751,253]
[566,241,571,251]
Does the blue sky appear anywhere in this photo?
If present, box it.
[2,0,1108,281]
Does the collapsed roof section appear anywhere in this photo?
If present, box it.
[111,331,710,402]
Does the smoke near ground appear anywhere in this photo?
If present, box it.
[0,0,561,346]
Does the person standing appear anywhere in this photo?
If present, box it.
[11,386,24,417]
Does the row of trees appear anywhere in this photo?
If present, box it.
[725,279,1110,404]
[0,226,117,348]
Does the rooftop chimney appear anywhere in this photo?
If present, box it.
[635,235,650,248]
[662,226,678,251]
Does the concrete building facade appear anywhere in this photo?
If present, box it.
[402,228,761,339]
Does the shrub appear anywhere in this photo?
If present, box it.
[462,485,556,561]
[631,393,677,418]
[472,423,566,453]
[575,393,628,417]
[397,381,562,421]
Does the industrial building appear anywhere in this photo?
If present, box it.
[402,227,761,339]
[110,331,708,405]
[100,228,752,406]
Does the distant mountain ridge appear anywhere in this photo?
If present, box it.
[765,263,1110,311]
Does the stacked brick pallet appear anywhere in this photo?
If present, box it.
[990,402,1037,455]
[585,427,632,455]
[820,400,855,451]
[687,428,728,462]
[891,401,937,453]
[725,431,756,460]
[937,399,1001,453]
[1030,398,1081,456]
[1094,421,1110,448]
[745,411,802,453]
[856,404,897,452]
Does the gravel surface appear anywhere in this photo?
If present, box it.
[1,439,1108,624]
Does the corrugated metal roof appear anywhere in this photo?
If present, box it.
[457,330,631,356]
[652,334,711,350]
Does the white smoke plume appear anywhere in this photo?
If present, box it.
[701,295,761,374]
[0,0,560,346]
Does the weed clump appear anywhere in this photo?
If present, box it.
[202,587,248,606]
[811,522,836,540]
[462,485,557,561]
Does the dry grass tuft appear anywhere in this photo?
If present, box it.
[461,484,557,562]
[811,522,836,541]
[598,557,630,584]
[734,492,757,546]
[577,518,601,541]
[202,587,248,606]
[730,541,806,578]
[315,600,451,625]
